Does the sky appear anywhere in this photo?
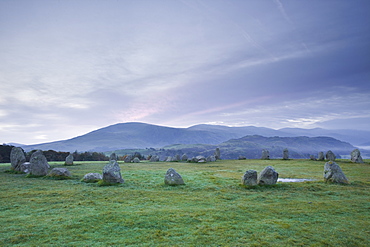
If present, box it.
[1,0,369,145]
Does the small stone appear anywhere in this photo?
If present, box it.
[82,173,103,183]
[181,154,188,161]
[164,168,185,185]
[48,168,71,178]
[150,155,159,162]
[310,155,317,161]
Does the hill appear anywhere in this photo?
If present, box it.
[111,135,355,160]
[20,122,368,153]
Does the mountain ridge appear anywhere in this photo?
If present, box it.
[19,122,370,152]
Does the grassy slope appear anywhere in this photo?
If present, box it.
[0,159,369,246]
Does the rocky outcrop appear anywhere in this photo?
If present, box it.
[10,147,26,172]
[242,170,257,186]
[351,149,364,163]
[28,150,50,176]
[258,166,278,185]
[324,161,349,184]
[65,153,74,166]
[102,160,124,184]
[164,168,185,185]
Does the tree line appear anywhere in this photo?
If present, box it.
[0,144,108,163]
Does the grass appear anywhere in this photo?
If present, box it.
[0,159,369,246]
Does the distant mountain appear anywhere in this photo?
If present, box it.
[278,128,370,146]
[159,135,355,159]
[20,122,369,153]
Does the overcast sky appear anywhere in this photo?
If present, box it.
[1,0,369,145]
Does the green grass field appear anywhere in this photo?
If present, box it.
[1,159,369,246]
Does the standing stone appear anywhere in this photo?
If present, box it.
[10,147,26,172]
[165,156,173,162]
[124,155,132,163]
[310,155,317,161]
[324,161,349,184]
[282,148,289,160]
[150,155,159,162]
[164,168,185,185]
[242,170,257,186]
[318,152,325,161]
[196,155,206,163]
[82,173,102,183]
[351,149,364,163]
[47,168,71,178]
[29,150,50,176]
[325,150,336,161]
[261,149,270,160]
[109,153,118,161]
[238,155,246,160]
[65,153,74,166]
[102,160,124,184]
[133,157,140,163]
[181,154,188,161]
[258,166,278,185]
[173,154,181,162]
[19,162,31,173]
[214,148,221,160]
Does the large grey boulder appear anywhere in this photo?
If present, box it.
[324,161,349,184]
[28,150,50,176]
[261,149,270,160]
[242,170,257,186]
[214,148,221,160]
[164,168,185,185]
[133,157,140,163]
[351,149,364,163]
[165,156,173,162]
[10,147,26,172]
[47,168,71,178]
[318,152,325,161]
[109,153,118,161]
[325,150,336,161]
[102,160,124,184]
[82,173,103,183]
[282,148,289,160]
[258,166,278,185]
[65,153,74,166]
